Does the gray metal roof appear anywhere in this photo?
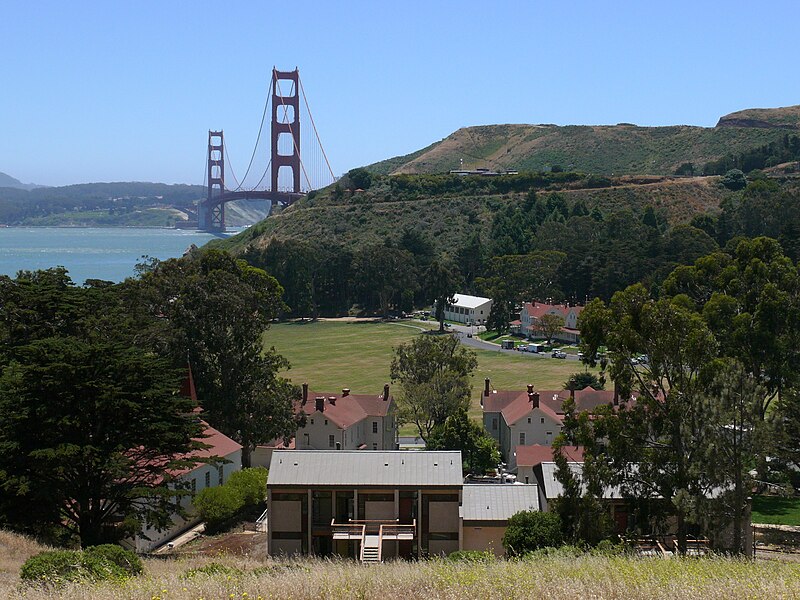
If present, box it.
[460,484,540,521]
[267,450,464,487]
[539,462,622,499]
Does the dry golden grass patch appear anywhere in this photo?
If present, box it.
[3,532,800,600]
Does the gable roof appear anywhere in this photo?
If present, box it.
[164,420,242,478]
[300,389,392,429]
[267,450,463,487]
[539,461,622,500]
[460,484,539,521]
[500,391,563,426]
[523,302,584,320]
[515,444,584,468]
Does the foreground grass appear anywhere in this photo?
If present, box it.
[4,552,800,599]
[265,321,597,430]
[753,496,800,526]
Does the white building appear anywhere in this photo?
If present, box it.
[443,294,493,325]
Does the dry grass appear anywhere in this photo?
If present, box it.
[3,544,800,600]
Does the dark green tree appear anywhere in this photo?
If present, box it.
[0,337,202,547]
[426,258,463,332]
[390,334,477,442]
[502,511,563,555]
[427,409,499,475]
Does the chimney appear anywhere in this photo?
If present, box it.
[613,380,619,406]
[315,396,325,413]
[302,382,308,405]
[484,378,491,397]
[383,383,390,402]
[328,395,336,406]
[342,388,350,397]
[527,383,534,393]
[528,391,539,409]
[570,387,575,401]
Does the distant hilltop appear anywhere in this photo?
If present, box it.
[366,105,800,177]
[0,171,44,191]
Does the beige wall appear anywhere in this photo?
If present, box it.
[462,525,507,556]
[297,414,343,450]
[365,501,396,521]
[271,501,302,532]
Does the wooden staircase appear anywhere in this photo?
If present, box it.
[360,534,381,564]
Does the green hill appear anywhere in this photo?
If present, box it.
[366,106,800,176]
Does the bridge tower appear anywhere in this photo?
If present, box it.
[199,130,225,231]
[271,68,301,194]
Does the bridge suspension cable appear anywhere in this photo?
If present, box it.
[299,76,336,185]
[231,76,273,192]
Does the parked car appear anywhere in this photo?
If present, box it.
[551,350,567,359]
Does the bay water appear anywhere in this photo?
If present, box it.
[0,227,240,284]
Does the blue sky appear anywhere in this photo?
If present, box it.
[2,1,799,186]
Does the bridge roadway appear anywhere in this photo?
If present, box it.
[209,190,305,205]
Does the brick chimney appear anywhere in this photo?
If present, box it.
[527,383,534,393]
[613,380,619,406]
[383,383,390,402]
[342,388,350,397]
[484,378,491,397]
[315,396,325,413]
[570,387,575,401]
[328,395,337,406]
[528,391,539,409]
[302,382,308,405]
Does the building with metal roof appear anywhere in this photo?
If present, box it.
[443,294,492,325]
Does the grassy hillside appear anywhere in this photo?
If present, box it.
[215,175,730,256]
[364,106,800,177]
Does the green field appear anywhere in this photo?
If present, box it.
[264,320,597,430]
[752,496,800,526]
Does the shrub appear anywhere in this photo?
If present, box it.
[502,511,564,556]
[84,544,142,576]
[227,467,268,507]
[194,485,244,532]
[20,546,137,585]
[721,169,747,190]
[447,550,495,563]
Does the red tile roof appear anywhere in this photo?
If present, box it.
[485,386,637,427]
[523,302,584,320]
[515,444,584,467]
[300,390,392,429]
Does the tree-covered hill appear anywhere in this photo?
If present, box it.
[366,106,800,177]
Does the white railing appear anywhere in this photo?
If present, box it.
[255,507,269,532]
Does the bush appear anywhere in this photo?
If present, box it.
[84,544,142,576]
[227,467,268,507]
[182,562,243,579]
[447,550,496,562]
[194,485,244,533]
[502,511,564,556]
[721,169,747,190]
[20,546,138,585]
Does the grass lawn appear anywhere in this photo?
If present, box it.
[751,495,800,526]
[265,321,598,432]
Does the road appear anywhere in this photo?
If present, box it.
[438,322,581,361]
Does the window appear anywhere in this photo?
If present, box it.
[329,434,335,448]
[310,418,314,425]
[519,432,526,445]
[527,417,531,424]
[372,443,377,450]
[191,478,197,493]
[218,465,224,486]
[525,476,529,484]
[325,419,328,426]
[540,418,545,424]
[204,471,210,488]
[492,418,498,430]
[372,421,378,434]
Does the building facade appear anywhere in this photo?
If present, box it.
[443,294,493,325]
[519,302,584,343]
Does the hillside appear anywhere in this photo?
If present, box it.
[216,175,730,256]
[367,106,800,176]
[0,181,269,227]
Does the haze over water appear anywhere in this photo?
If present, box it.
[0,227,230,284]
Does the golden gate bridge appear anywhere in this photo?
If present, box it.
[197,67,335,231]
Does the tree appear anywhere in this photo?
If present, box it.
[564,371,604,391]
[131,250,300,467]
[538,313,565,344]
[721,169,747,191]
[352,244,416,318]
[427,409,499,474]
[0,337,203,547]
[502,511,563,555]
[426,258,463,332]
[579,284,723,554]
[390,335,477,442]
